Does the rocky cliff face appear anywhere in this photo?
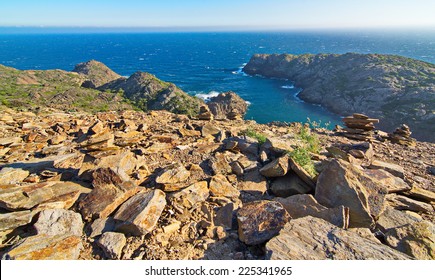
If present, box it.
[243,53,435,142]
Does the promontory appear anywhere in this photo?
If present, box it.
[243,53,435,142]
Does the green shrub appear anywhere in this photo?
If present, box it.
[241,128,267,145]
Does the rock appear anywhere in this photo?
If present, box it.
[34,190,83,211]
[230,161,244,176]
[155,163,190,184]
[78,168,140,221]
[169,181,209,209]
[369,160,404,179]
[49,134,67,145]
[0,181,90,211]
[53,153,85,170]
[209,175,240,200]
[350,142,374,161]
[88,217,117,238]
[93,151,137,176]
[73,60,121,88]
[275,194,349,229]
[80,131,115,151]
[209,152,232,175]
[214,203,234,230]
[262,137,294,156]
[4,234,83,260]
[403,186,435,203]
[0,210,34,232]
[97,232,126,259]
[376,206,423,232]
[270,171,312,197]
[34,209,83,237]
[288,157,316,189]
[385,221,435,259]
[87,120,106,135]
[163,221,181,234]
[238,169,268,195]
[315,160,374,228]
[201,124,221,138]
[114,189,166,236]
[259,155,289,177]
[0,167,30,185]
[0,137,22,146]
[363,169,410,193]
[386,194,433,213]
[237,200,289,245]
[266,216,410,260]
[428,166,435,176]
[198,105,213,120]
[390,124,417,147]
[207,91,248,120]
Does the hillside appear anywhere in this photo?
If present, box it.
[243,53,435,142]
[0,61,202,116]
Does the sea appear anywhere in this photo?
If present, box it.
[1,30,434,127]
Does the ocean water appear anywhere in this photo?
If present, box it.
[1,31,434,127]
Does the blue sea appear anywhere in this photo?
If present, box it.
[1,30,434,127]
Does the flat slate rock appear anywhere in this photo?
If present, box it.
[237,200,289,245]
[259,155,289,177]
[4,234,83,260]
[266,216,411,260]
[169,181,209,209]
[114,189,166,236]
[78,168,140,221]
[34,208,83,237]
[0,210,34,232]
[209,174,240,199]
[97,231,126,260]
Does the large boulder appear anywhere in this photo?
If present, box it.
[207,91,248,120]
[72,60,121,88]
[315,159,388,228]
[266,216,411,260]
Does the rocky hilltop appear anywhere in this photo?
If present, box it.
[0,61,202,116]
[0,105,434,260]
[243,53,435,142]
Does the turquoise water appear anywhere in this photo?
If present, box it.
[1,31,434,127]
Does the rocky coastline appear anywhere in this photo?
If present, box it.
[243,53,435,142]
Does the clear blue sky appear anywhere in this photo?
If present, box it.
[1,0,435,30]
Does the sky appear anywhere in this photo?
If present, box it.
[1,0,435,31]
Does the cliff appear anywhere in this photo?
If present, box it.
[243,53,435,142]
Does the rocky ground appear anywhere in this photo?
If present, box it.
[0,103,434,260]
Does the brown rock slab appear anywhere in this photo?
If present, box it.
[271,171,312,197]
[315,159,374,228]
[209,175,240,199]
[88,217,117,238]
[238,169,268,195]
[97,232,126,260]
[214,203,234,230]
[170,181,209,209]
[34,190,84,211]
[237,200,289,245]
[114,189,166,236]
[386,194,433,213]
[209,152,232,175]
[0,137,22,146]
[275,194,349,229]
[155,164,190,184]
[201,124,221,137]
[53,153,85,170]
[259,155,289,177]
[78,168,140,221]
[34,209,83,237]
[0,181,91,211]
[376,206,423,232]
[404,186,435,203]
[385,221,435,260]
[363,169,410,193]
[0,210,34,232]
[5,234,83,260]
[0,167,30,185]
[369,160,404,179]
[266,216,410,260]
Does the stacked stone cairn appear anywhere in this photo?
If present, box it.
[340,113,379,141]
[390,124,417,147]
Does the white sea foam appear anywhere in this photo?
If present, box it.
[195,91,220,101]
[138,58,144,61]
[281,85,295,89]
[232,63,248,76]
